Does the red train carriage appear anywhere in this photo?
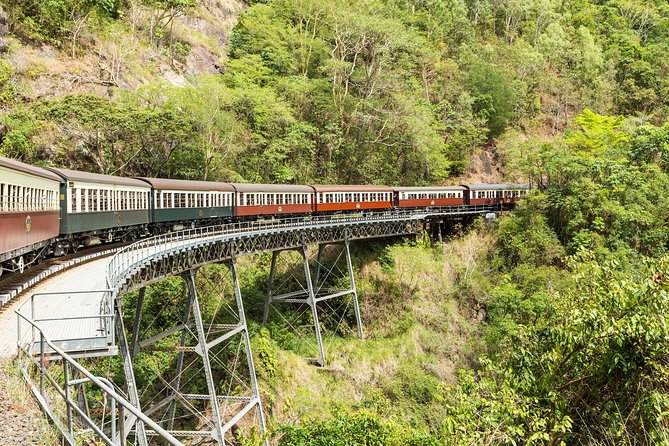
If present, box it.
[0,157,62,274]
[312,185,393,213]
[393,186,465,208]
[464,184,530,206]
[232,184,314,217]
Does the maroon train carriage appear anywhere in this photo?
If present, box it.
[0,157,62,275]
[464,184,530,206]
[232,183,314,217]
[393,186,465,208]
[312,185,393,213]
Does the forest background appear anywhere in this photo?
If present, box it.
[2,0,669,444]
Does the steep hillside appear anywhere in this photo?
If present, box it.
[1,0,667,184]
[0,1,243,97]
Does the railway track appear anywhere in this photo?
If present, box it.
[0,242,127,311]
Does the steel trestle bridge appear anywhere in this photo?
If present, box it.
[15,204,504,446]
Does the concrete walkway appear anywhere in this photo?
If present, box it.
[0,257,110,357]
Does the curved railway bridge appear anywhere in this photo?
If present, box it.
[16,205,504,446]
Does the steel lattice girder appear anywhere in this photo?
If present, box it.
[118,220,419,295]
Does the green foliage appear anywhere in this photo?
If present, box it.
[280,408,439,446]
[495,194,564,266]
[467,61,517,139]
[252,327,277,378]
[6,0,122,45]
[0,59,16,108]
[565,108,629,157]
[1,93,203,177]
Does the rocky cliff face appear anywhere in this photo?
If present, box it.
[0,0,244,102]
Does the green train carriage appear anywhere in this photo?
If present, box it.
[45,168,151,251]
[136,178,235,232]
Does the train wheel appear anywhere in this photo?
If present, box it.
[17,256,25,274]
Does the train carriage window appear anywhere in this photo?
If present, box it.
[80,188,86,212]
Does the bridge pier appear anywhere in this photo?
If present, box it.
[263,240,363,367]
[118,261,268,445]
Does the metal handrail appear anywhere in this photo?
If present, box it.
[15,307,184,446]
[16,290,115,354]
[106,205,499,291]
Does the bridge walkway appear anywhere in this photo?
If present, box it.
[0,257,111,358]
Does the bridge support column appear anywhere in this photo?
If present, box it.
[263,240,363,366]
[123,262,268,445]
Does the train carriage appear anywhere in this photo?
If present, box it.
[393,186,465,208]
[464,184,530,206]
[232,184,314,217]
[45,167,151,248]
[0,157,61,273]
[312,185,393,213]
[137,178,235,231]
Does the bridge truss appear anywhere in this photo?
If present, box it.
[16,205,501,445]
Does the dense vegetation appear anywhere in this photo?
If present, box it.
[1,0,669,184]
[2,0,669,445]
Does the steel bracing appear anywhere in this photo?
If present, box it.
[263,241,363,366]
[17,205,503,445]
[119,263,268,446]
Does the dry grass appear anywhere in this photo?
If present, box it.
[260,230,497,432]
[0,358,59,445]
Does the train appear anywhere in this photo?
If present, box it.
[0,156,529,275]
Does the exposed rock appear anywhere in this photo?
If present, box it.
[163,69,190,87]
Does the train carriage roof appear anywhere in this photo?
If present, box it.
[45,167,151,188]
[137,178,235,192]
[231,183,314,193]
[311,185,393,192]
[0,156,62,182]
[393,186,465,192]
[463,183,530,190]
